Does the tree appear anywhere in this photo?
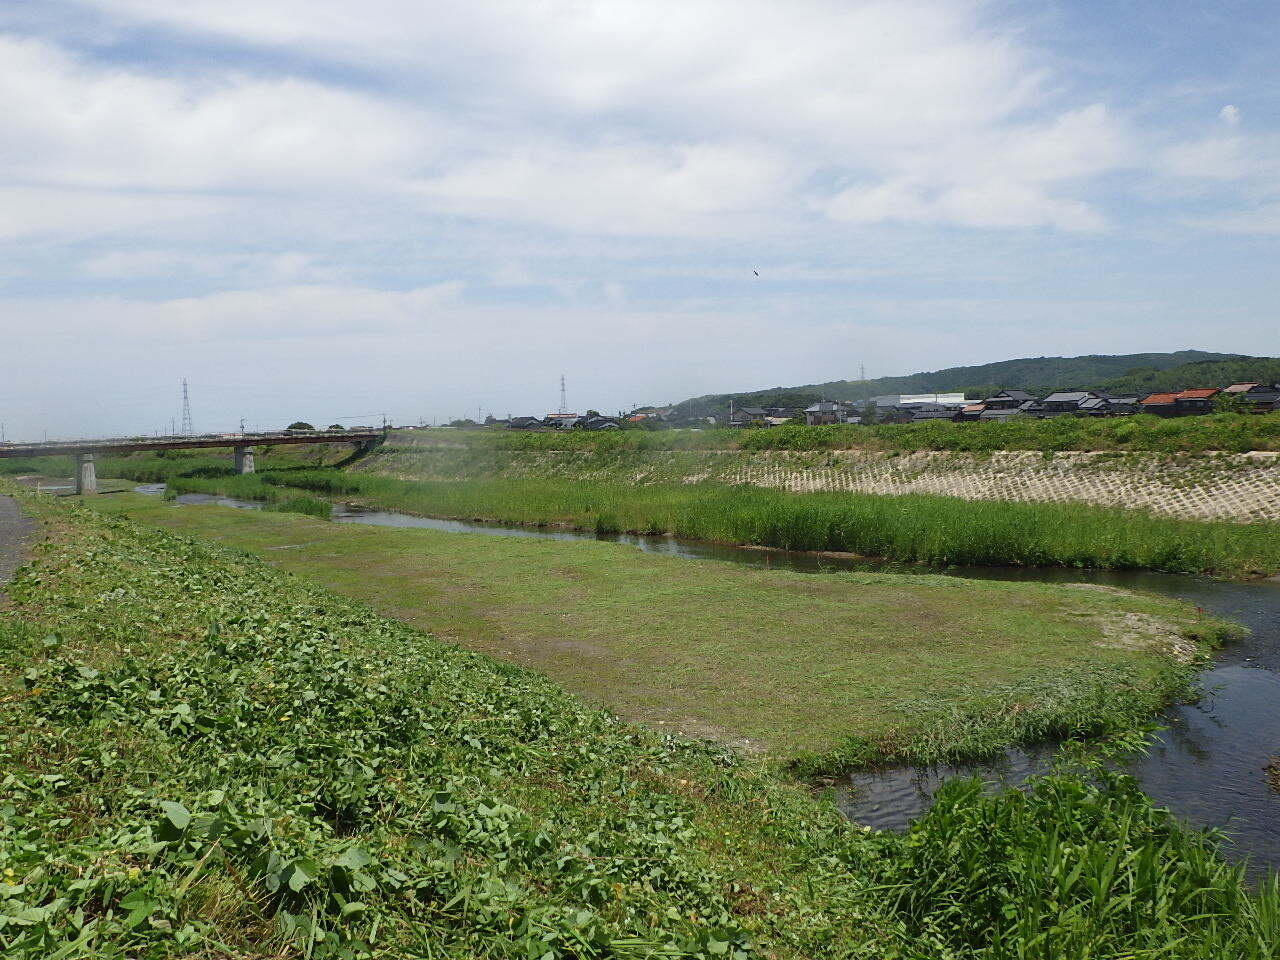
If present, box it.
[1213,391,1254,415]
[286,421,315,431]
[326,423,346,431]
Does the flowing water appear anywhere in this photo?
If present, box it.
[138,485,1280,873]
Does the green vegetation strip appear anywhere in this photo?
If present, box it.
[166,467,1280,577]
[3,490,1279,957]
[392,412,1280,453]
[92,491,1232,773]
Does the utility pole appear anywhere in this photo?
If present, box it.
[559,374,568,415]
[860,363,866,381]
[180,379,194,435]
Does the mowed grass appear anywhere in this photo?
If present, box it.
[93,493,1230,769]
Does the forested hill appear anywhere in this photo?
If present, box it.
[670,351,1280,418]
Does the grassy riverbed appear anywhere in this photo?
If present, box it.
[87,491,1233,772]
[3,487,1279,958]
[160,467,1280,577]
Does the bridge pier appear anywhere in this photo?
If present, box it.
[74,453,97,495]
[233,445,255,475]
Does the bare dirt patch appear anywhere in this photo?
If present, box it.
[1095,611,1201,662]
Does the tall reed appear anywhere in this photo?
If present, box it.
[248,469,1280,577]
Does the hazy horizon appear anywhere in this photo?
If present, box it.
[3,1,1278,439]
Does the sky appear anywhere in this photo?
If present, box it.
[1,0,1278,438]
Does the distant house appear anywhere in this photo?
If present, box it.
[1041,391,1100,414]
[990,389,1036,408]
[1139,388,1219,417]
[580,416,622,430]
[507,416,545,430]
[1076,397,1114,417]
[911,409,960,422]
[1174,388,1219,415]
[803,401,857,426]
[980,390,1036,411]
[729,406,770,427]
[899,393,968,406]
[958,403,987,421]
[1223,382,1280,412]
[1017,399,1047,417]
[1139,393,1179,417]
[979,408,1022,422]
[1104,397,1140,416]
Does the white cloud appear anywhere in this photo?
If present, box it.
[83,249,324,282]
[0,35,427,195]
[1,2,1135,238]
[1220,104,1241,126]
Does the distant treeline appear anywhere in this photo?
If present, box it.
[668,351,1280,419]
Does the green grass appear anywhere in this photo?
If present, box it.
[396,412,1280,454]
[85,491,1235,772]
[737,413,1280,454]
[3,485,1279,958]
[268,495,333,519]
[175,468,1280,578]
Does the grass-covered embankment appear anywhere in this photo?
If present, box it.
[169,467,1280,577]
[3,490,1280,957]
[398,412,1280,453]
[92,491,1235,772]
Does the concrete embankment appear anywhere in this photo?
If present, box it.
[364,438,1280,523]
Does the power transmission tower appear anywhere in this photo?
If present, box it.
[180,379,194,435]
[559,374,568,415]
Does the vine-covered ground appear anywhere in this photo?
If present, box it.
[2,488,1278,958]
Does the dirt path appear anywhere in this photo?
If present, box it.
[0,494,35,595]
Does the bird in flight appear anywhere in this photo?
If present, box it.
[753,270,759,277]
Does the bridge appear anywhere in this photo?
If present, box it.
[0,429,386,494]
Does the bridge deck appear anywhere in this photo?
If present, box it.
[0,430,385,459]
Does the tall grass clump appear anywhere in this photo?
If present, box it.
[269,495,332,519]
[0,455,77,477]
[868,750,1280,959]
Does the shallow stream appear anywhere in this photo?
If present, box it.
[137,484,1280,874]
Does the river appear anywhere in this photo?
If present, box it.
[137,485,1280,875]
